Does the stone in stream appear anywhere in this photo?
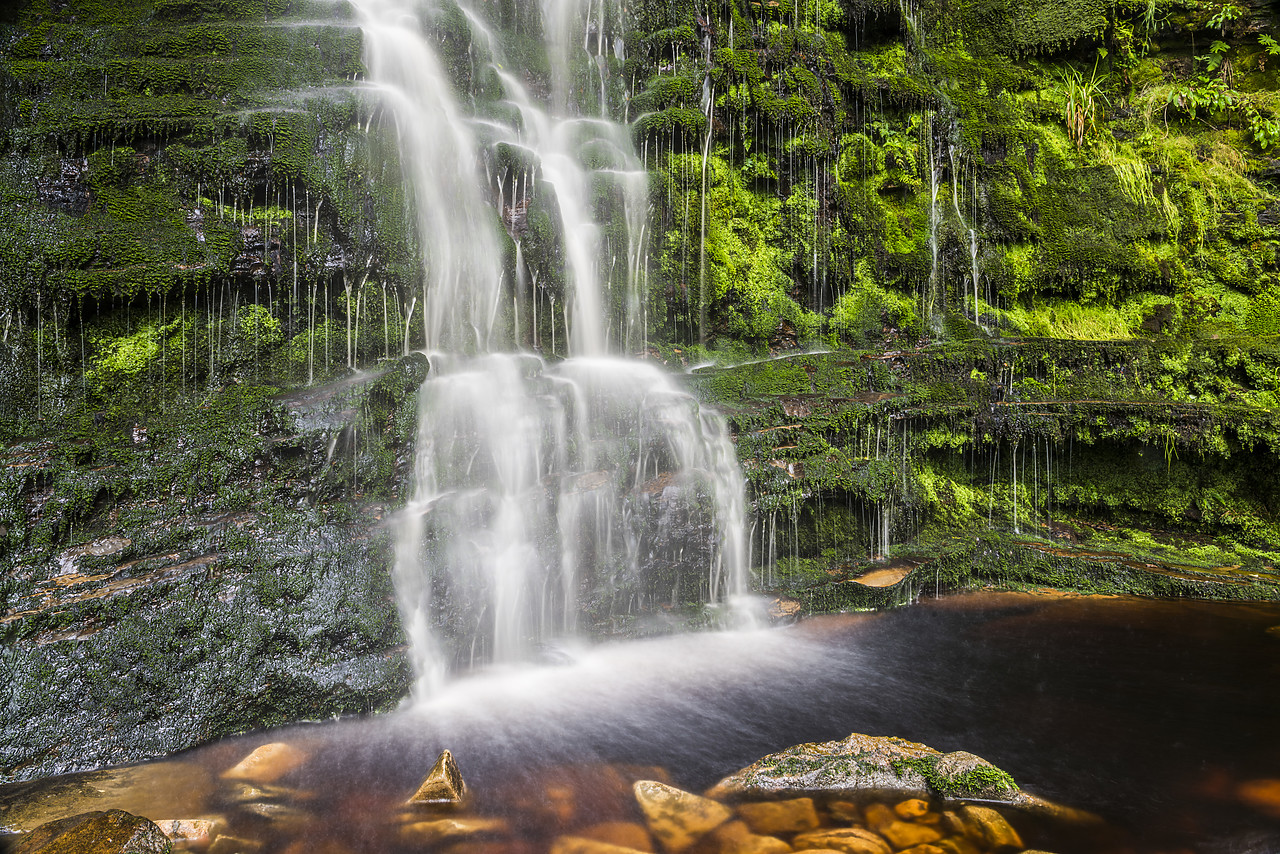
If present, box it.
[791,827,891,854]
[0,762,215,834]
[14,810,170,854]
[551,837,653,854]
[207,834,263,854]
[220,743,308,784]
[933,837,982,854]
[400,817,508,844]
[1236,778,1280,817]
[956,806,1022,852]
[892,800,930,820]
[573,821,656,851]
[406,749,469,808]
[877,820,943,850]
[151,818,223,848]
[733,798,819,835]
[633,780,733,853]
[695,820,791,854]
[706,734,1025,806]
[860,803,895,833]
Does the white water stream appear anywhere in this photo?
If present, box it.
[352,0,754,698]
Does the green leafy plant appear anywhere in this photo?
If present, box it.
[1057,52,1110,149]
[1259,34,1279,71]
[1206,3,1242,30]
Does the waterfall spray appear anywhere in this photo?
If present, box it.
[354,0,754,697]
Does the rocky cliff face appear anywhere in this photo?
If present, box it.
[1,0,1279,781]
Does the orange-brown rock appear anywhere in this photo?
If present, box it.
[400,817,509,844]
[933,837,981,854]
[575,822,656,852]
[861,803,896,832]
[221,743,308,784]
[825,802,861,824]
[878,821,942,850]
[633,781,733,853]
[735,799,820,835]
[792,827,892,854]
[892,800,929,821]
[1237,778,1280,818]
[152,818,222,848]
[957,806,1021,852]
[700,820,792,854]
[551,837,653,854]
[407,750,469,808]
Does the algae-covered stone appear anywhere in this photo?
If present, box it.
[15,810,169,854]
[633,780,733,853]
[706,734,1019,805]
[407,750,469,808]
[929,753,1017,800]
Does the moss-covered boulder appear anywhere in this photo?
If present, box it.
[14,810,170,854]
[706,733,1022,804]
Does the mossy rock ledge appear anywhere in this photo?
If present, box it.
[707,733,1031,807]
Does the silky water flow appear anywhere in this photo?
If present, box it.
[352,0,755,698]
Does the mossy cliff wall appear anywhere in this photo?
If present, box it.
[0,0,425,783]
[2,0,1280,783]
[628,0,1280,350]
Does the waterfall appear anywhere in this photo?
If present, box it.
[353,0,753,698]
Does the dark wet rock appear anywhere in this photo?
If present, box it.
[0,366,422,784]
[706,734,1020,805]
[14,810,169,854]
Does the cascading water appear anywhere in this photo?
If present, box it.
[353,0,753,698]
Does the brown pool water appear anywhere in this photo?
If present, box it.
[3,591,1279,854]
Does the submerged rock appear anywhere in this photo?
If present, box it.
[633,781,733,853]
[14,810,170,854]
[221,743,308,784]
[791,827,891,854]
[406,749,469,808]
[734,798,819,835]
[399,816,508,844]
[955,806,1022,852]
[552,837,652,854]
[706,734,1019,805]
[699,819,791,854]
[152,818,221,848]
[573,822,656,851]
